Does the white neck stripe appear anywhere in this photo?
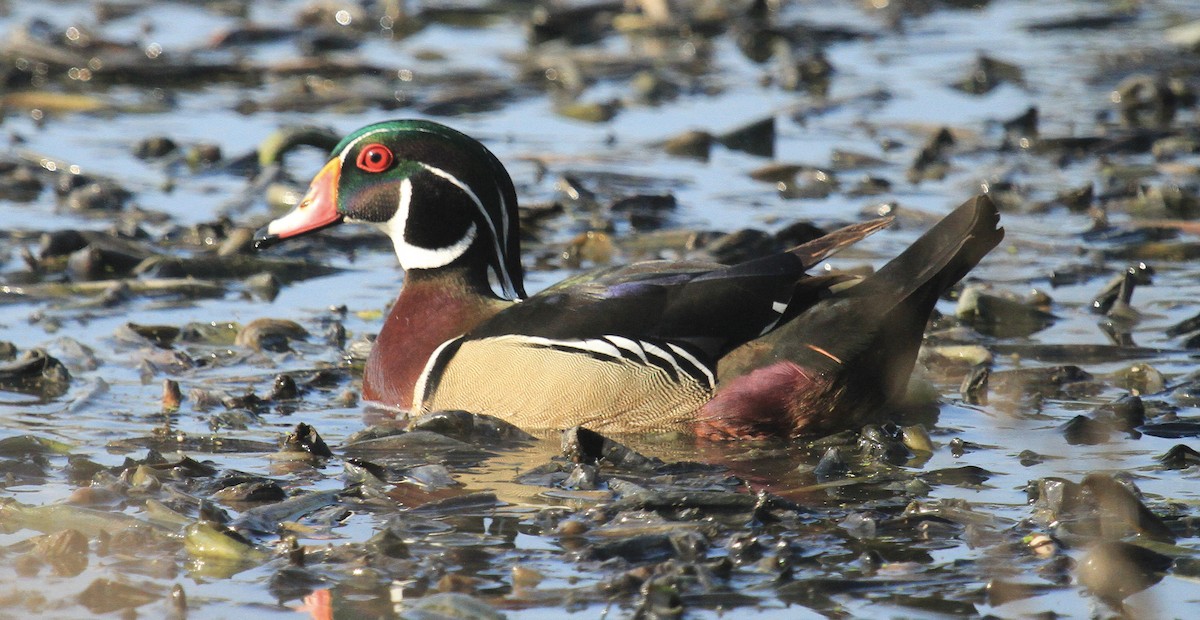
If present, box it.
[496,185,515,299]
[419,163,518,299]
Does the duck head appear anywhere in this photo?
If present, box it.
[254,119,526,300]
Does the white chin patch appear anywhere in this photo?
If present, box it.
[381,178,479,270]
[394,223,478,270]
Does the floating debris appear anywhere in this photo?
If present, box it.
[235,318,308,352]
[956,286,1056,338]
[1078,541,1172,604]
[662,130,714,160]
[0,348,70,397]
[276,422,332,459]
[77,577,163,614]
[952,54,1025,95]
[183,520,270,563]
[0,1,1198,617]
[1158,444,1200,469]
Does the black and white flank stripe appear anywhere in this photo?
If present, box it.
[411,333,717,431]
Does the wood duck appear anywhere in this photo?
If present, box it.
[254,120,1004,439]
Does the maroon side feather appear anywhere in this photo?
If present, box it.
[364,272,505,409]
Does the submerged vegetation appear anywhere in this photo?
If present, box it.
[0,0,1199,617]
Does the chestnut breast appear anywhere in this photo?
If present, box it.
[363,276,508,409]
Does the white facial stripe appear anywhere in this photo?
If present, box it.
[772,301,788,314]
[419,163,518,299]
[384,178,478,269]
[337,128,392,165]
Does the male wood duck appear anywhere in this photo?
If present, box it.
[255,120,1004,439]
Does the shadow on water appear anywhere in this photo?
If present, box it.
[0,0,1199,617]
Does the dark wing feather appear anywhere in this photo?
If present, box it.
[468,216,892,357]
[781,215,893,268]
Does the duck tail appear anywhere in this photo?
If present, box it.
[836,193,1004,404]
[702,195,1003,438]
[850,194,1004,307]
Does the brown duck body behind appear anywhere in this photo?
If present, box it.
[255,120,1004,438]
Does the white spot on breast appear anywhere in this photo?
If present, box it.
[413,336,464,407]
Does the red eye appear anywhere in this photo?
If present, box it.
[355,143,394,173]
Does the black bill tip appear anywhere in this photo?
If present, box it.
[252,227,280,251]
